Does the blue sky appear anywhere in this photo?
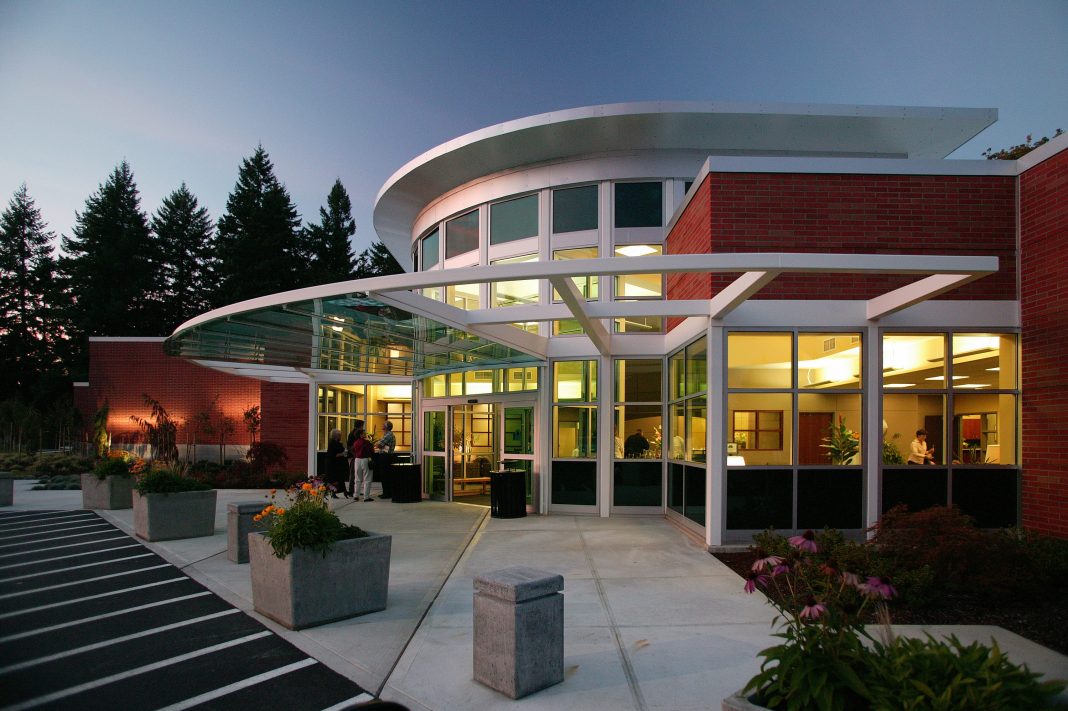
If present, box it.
[2,0,1065,254]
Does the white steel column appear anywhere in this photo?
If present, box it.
[706,324,725,547]
[306,382,318,479]
[539,364,553,514]
[864,324,882,534]
[599,354,613,517]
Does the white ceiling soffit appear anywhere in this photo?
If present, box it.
[373,101,997,261]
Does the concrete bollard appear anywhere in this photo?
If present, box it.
[473,566,564,699]
[0,473,12,506]
[228,501,268,563]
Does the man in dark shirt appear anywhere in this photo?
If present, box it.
[624,429,650,458]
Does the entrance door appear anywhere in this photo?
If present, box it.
[798,412,834,464]
[451,403,498,505]
[502,403,536,507]
[422,407,448,500]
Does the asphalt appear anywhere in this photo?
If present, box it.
[3,480,1067,711]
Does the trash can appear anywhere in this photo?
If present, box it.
[490,469,526,519]
[391,463,422,503]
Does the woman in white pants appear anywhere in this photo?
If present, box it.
[351,428,375,501]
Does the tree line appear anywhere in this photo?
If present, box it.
[0,145,402,445]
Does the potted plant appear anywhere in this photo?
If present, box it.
[81,454,142,510]
[821,416,860,465]
[249,479,391,630]
[133,463,217,541]
[726,530,1065,710]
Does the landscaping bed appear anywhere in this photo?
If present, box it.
[714,506,1068,657]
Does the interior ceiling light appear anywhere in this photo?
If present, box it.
[924,375,967,381]
[986,367,1001,372]
[615,244,659,257]
[331,325,343,332]
[884,383,915,388]
[388,349,401,358]
[957,383,991,389]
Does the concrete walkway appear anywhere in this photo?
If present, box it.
[6,479,1068,710]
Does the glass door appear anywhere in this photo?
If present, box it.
[422,407,448,500]
[502,403,536,506]
[451,403,498,505]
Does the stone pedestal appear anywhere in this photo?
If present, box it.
[228,501,268,563]
[0,473,12,506]
[81,473,134,510]
[473,566,564,699]
[133,489,217,541]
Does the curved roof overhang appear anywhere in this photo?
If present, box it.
[373,101,997,263]
[165,253,998,382]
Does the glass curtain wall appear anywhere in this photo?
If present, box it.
[613,359,663,506]
[552,360,598,506]
[667,337,707,526]
[881,332,1018,527]
[725,332,864,537]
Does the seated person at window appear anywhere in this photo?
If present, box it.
[908,429,935,465]
[624,429,650,458]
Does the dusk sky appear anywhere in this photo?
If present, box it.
[2,0,1065,256]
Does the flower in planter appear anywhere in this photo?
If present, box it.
[257,478,366,559]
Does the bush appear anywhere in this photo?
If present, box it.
[247,441,288,474]
[93,457,131,480]
[867,634,1065,711]
[258,480,365,559]
[31,474,81,490]
[136,466,212,495]
[0,451,35,474]
[29,452,92,477]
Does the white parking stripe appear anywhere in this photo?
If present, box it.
[153,658,318,711]
[321,693,375,710]
[0,535,130,558]
[0,511,89,523]
[0,609,242,674]
[0,591,212,643]
[0,515,98,531]
[0,543,143,569]
[0,564,172,600]
[0,513,97,528]
[1,522,111,541]
[0,575,185,619]
[1,552,155,583]
[3,631,273,711]
[0,530,118,549]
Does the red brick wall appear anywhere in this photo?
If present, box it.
[259,382,310,474]
[666,172,1016,301]
[666,174,713,330]
[84,340,260,451]
[1020,147,1068,538]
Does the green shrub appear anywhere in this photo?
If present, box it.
[868,634,1066,711]
[259,480,366,559]
[30,452,92,477]
[93,457,131,480]
[31,474,82,490]
[0,451,34,474]
[135,467,212,494]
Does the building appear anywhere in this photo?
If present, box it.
[79,102,1068,544]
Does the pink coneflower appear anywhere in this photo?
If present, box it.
[771,560,792,577]
[744,570,770,594]
[751,549,784,572]
[859,575,897,599]
[841,571,862,588]
[788,529,819,553]
[799,597,827,620]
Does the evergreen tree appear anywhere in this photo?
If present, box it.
[212,146,302,305]
[354,240,404,279]
[60,161,162,339]
[301,179,356,286]
[152,183,215,331]
[0,185,63,398]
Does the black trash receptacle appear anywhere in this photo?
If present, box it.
[490,469,527,519]
[391,463,422,503]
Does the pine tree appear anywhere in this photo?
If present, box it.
[152,183,215,331]
[301,179,356,286]
[0,185,63,398]
[59,161,162,339]
[212,146,302,306]
[354,240,404,279]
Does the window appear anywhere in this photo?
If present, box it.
[614,182,663,228]
[553,247,598,301]
[491,253,539,307]
[552,185,598,233]
[554,360,597,402]
[422,367,539,398]
[732,410,783,451]
[490,195,538,245]
[728,333,793,389]
[420,228,439,270]
[445,210,479,259]
[446,283,480,310]
[614,244,663,333]
[667,336,708,465]
[798,333,862,389]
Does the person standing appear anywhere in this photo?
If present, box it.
[908,429,936,465]
[374,420,397,499]
[624,428,650,458]
[351,427,375,501]
[344,420,364,498]
[326,429,348,498]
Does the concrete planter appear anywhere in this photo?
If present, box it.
[249,530,391,630]
[722,689,769,710]
[133,489,217,541]
[81,473,134,510]
[0,473,12,506]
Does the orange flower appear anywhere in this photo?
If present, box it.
[253,514,262,522]
[275,507,285,515]
[269,488,277,495]
[301,482,313,491]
